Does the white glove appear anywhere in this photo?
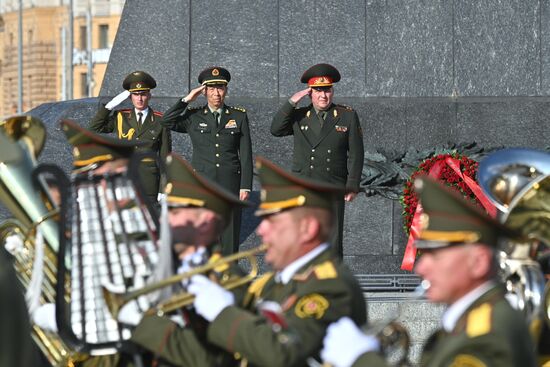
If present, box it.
[320,317,380,367]
[188,274,234,322]
[32,303,58,332]
[118,300,143,327]
[105,90,130,110]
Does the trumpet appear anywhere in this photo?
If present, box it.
[103,244,268,319]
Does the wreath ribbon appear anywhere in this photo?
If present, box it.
[400,157,497,271]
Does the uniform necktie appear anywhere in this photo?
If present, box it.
[137,112,143,125]
[213,111,220,128]
[318,111,327,127]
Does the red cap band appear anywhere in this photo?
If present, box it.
[307,76,333,87]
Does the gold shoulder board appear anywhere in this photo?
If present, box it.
[449,354,487,367]
[313,261,337,280]
[231,106,247,113]
[466,303,492,337]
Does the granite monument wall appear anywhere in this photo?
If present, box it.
[27,0,550,275]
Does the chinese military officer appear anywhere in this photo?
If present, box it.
[160,66,253,255]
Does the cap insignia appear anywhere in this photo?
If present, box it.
[136,83,142,88]
[294,294,329,319]
[212,68,220,76]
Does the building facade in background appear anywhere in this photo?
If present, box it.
[0,0,124,117]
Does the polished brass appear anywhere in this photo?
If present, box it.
[103,244,268,318]
[0,115,85,366]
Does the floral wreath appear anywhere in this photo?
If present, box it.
[400,151,496,271]
[401,152,481,235]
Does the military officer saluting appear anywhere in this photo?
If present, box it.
[320,176,537,367]
[161,66,253,255]
[89,70,172,203]
[271,63,364,257]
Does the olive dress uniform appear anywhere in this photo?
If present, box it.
[130,157,367,367]
[271,100,364,256]
[352,285,536,367]
[337,176,537,367]
[89,71,172,202]
[131,245,365,367]
[271,63,364,257]
[161,100,253,255]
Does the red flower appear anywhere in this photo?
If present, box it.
[401,153,483,234]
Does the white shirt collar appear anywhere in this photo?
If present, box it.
[208,106,223,115]
[135,107,149,121]
[441,280,495,332]
[275,243,329,284]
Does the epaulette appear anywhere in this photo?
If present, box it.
[187,106,202,110]
[466,303,492,337]
[293,261,338,282]
[230,106,247,113]
[153,110,163,117]
[336,104,354,112]
[247,272,273,297]
[118,108,132,115]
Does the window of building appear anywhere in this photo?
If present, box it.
[99,24,109,49]
[79,25,87,50]
[80,72,87,98]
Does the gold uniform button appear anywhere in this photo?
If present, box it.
[310,165,314,169]
[310,156,314,160]
[216,153,220,157]
[234,352,241,360]
[215,143,219,147]
[327,149,331,153]
[216,133,220,137]
[327,167,330,171]
[311,149,315,152]
[326,158,330,162]
[216,163,220,167]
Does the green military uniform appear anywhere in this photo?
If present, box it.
[89,71,172,202]
[347,176,537,367]
[353,285,536,367]
[128,152,250,367]
[271,64,364,257]
[131,157,366,367]
[161,67,253,255]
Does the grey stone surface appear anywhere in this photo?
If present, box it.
[189,0,278,98]
[101,1,550,98]
[365,0,454,97]
[344,195,393,256]
[100,0,190,97]
[455,98,550,148]
[454,0,540,96]
[542,1,550,95]
[278,0,366,97]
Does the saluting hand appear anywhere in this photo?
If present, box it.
[290,88,312,104]
[239,190,250,201]
[344,192,357,202]
[183,85,207,103]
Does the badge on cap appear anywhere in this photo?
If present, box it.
[212,68,220,76]
[136,83,142,89]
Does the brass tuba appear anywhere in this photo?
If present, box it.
[0,115,83,366]
[478,148,550,332]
